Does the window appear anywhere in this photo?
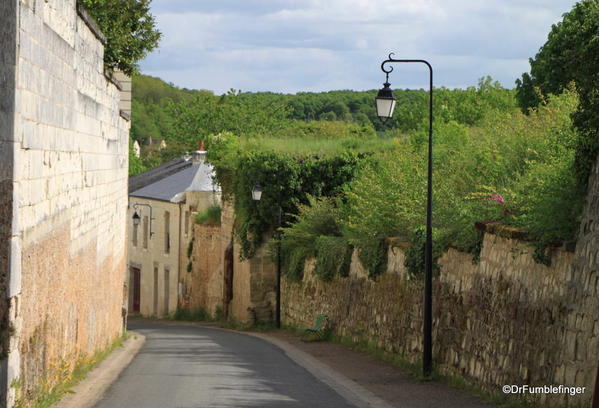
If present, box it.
[143,216,149,249]
[132,222,138,247]
[153,264,158,316]
[184,211,190,236]
[164,211,170,254]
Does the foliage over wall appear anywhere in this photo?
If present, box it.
[206,139,367,260]
[195,206,222,226]
[516,0,599,188]
[281,90,584,278]
[79,0,161,75]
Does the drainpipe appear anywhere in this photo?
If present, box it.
[178,202,183,310]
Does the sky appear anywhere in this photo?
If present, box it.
[139,0,577,95]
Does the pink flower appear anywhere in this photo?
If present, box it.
[483,193,505,204]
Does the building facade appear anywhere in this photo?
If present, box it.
[128,150,220,317]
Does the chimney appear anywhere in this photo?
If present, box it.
[193,140,207,164]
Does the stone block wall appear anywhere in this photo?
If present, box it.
[0,1,18,391]
[558,158,599,404]
[283,229,597,407]
[1,1,130,405]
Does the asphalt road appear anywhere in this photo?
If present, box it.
[92,321,357,408]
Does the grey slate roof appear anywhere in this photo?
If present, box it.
[130,161,220,202]
[128,157,192,193]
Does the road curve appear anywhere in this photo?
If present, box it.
[93,320,357,408]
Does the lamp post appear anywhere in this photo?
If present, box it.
[132,202,154,237]
[252,183,281,328]
[375,53,434,377]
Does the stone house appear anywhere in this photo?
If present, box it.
[1,1,130,406]
[127,148,220,317]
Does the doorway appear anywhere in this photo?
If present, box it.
[164,267,170,316]
[223,242,234,318]
[130,267,141,313]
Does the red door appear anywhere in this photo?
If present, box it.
[131,267,141,313]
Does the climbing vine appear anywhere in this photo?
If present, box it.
[211,144,366,260]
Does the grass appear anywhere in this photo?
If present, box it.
[240,135,399,156]
[171,307,212,322]
[219,317,277,332]
[14,332,130,408]
[194,206,222,226]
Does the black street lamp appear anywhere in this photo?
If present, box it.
[132,202,154,237]
[252,183,281,328]
[376,53,434,377]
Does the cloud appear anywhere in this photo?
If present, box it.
[141,0,577,94]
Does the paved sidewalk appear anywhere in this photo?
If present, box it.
[54,332,145,408]
[258,330,495,408]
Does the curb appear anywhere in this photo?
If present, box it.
[53,331,146,408]
[241,331,396,408]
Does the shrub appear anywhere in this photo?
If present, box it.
[172,307,211,321]
[195,206,222,226]
[279,196,346,280]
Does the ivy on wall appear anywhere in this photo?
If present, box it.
[218,150,365,260]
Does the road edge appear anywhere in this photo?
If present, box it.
[245,331,396,408]
[53,331,146,408]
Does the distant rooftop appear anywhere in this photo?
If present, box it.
[130,158,220,203]
[128,157,192,193]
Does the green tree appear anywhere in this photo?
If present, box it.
[515,0,599,187]
[79,0,161,75]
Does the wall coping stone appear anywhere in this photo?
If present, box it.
[104,69,123,91]
[475,221,576,252]
[119,110,131,121]
[386,237,410,250]
[76,4,107,45]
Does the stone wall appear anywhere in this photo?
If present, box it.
[0,0,18,400]
[220,201,277,325]
[559,157,599,405]
[283,229,597,407]
[185,223,224,316]
[1,1,130,405]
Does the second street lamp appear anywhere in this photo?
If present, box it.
[376,53,434,377]
[132,202,154,237]
[252,183,281,328]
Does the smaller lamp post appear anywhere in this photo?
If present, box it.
[132,211,141,226]
[252,182,281,328]
[132,203,154,237]
[251,183,263,201]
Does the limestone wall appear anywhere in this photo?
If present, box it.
[0,1,18,395]
[1,1,130,405]
[282,230,598,406]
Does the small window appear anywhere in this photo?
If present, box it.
[132,222,138,247]
[143,216,149,249]
[184,211,190,236]
[164,211,170,254]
